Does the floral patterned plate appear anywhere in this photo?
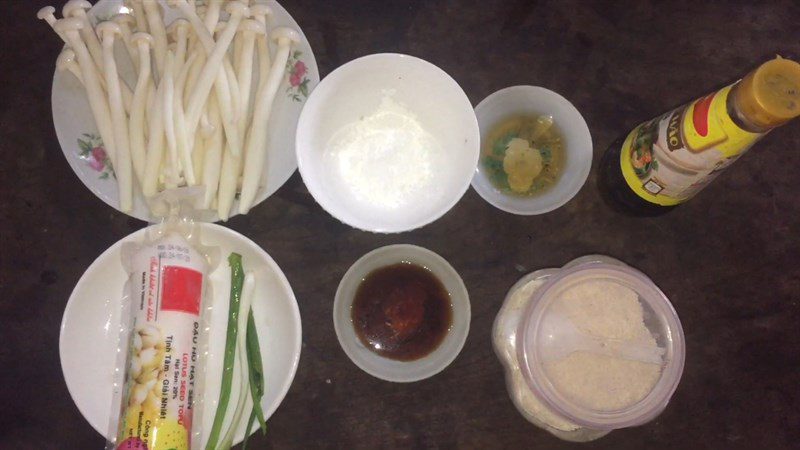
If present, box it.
[51,0,319,222]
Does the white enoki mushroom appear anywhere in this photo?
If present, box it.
[54,18,117,175]
[192,134,207,187]
[238,27,301,214]
[234,19,265,131]
[56,48,85,85]
[201,95,223,209]
[142,63,168,197]
[37,6,67,43]
[142,0,168,77]
[130,32,154,184]
[162,51,180,189]
[167,19,191,71]
[169,0,248,154]
[182,47,204,110]
[62,0,104,74]
[216,146,241,220]
[221,46,242,127]
[128,0,148,34]
[250,4,273,112]
[112,13,139,73]
[202,0,224,32]
[174,52,200,186]
[169,0,244,158]
[214,21,243,125]
[97,21,134,213]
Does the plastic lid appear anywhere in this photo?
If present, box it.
[516,263,685,430]
[736,56,800,129]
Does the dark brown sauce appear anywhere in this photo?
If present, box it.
[351,262,452,361]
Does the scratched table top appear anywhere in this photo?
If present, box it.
[2,1,799,448]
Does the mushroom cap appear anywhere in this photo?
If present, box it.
[249,4,273,20]
[37,6,56,20]
[270,27,301,45]
[96,21,123,39]
[239,19,266,35]
[112,13,136,26]
[224,1,249,17]
[131,32,154,47]
[167,18,191,36]
[62,0,93,18]
[56,48,78,70]
[53,17,85,34]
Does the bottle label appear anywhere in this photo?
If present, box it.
[619,85,763,206]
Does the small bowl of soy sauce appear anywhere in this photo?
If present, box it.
[334,245,471,382]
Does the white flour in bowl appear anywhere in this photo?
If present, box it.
[323,96,446,211]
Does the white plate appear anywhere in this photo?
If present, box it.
[51,0,319,222]
[59,223,302,446]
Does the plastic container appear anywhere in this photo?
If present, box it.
[493,256,685,441]
[471,86,592,215]
[334,245,471,382]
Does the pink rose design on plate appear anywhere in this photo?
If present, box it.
[290,60,307,87]
[88,146,106,171]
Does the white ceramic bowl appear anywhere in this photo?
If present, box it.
[296,53,480,233]
[471,86,593,215]
[60,223,301,446]
[333,245,471,382]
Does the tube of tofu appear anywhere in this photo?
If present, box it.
[107,191,217,450]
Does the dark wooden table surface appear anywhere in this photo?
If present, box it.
[2,1,800,449]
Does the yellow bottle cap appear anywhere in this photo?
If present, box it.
[737,57,800,129]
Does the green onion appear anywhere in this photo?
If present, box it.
[241,410,257,450]
[245,310,267,434]
[220,272,256,449]
[205,253,244,450]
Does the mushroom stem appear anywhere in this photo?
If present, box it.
[250,4,273,83]
[216,146,241,221]
[55,18,118,179]
[180,1,248,159]
[203,0,224,32]
[238,27,301,214]
[142,0,168,78]
[37,6,67,43]
[56,48,86,85]
[183,46,204,109]
[63,1,105,75]
[113,14,140,73]
[235,20,265,132]
[223,57,242,129]
[162,51,180,189]
[201,95,223,209]
[97,21,133,212]
[130,33,154,184]
[128,0,148,33]
[174,52,199,186]
[142,65,167,197]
